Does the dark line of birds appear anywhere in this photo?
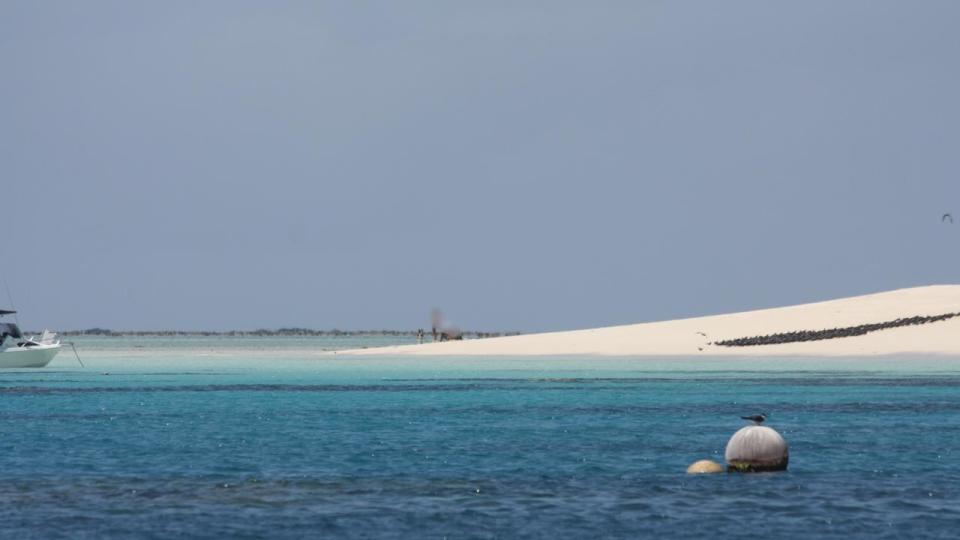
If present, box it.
[714,312,960,348]
[713,213,954,348]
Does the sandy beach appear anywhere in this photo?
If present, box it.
[339,285,960,357]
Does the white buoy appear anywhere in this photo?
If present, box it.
[724,425,789,472]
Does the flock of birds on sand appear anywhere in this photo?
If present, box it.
[707,215,956,439]
[727,215,951,436]
[721,214,959,434]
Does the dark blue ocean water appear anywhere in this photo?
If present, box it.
[1,338,959,538]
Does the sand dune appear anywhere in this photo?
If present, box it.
[339,285,960,357]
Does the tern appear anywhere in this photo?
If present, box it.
[740,413,767,425]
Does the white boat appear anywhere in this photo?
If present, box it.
[0,310,60,368]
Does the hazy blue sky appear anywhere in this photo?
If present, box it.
[3,1,960,331]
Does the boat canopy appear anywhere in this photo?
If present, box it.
[0,322,22,341]
[0,310,16,316]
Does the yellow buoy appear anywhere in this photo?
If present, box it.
[686,459,725,474]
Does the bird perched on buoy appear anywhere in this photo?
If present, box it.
[740,413,766,425]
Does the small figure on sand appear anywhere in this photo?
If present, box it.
[417,328,424,344]
[431,308,442,342]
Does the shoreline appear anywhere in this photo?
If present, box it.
[58,329,520,338]
[336,285,960,357]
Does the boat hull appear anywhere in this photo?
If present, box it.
[0,344,60,368]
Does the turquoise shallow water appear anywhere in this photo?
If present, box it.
[2,336,959,538]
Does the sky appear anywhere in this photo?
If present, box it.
[3,1,960,332]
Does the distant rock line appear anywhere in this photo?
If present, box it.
[714,312,960,347]
[59,328,522,338]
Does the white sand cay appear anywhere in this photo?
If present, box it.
[340,285,960,357]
